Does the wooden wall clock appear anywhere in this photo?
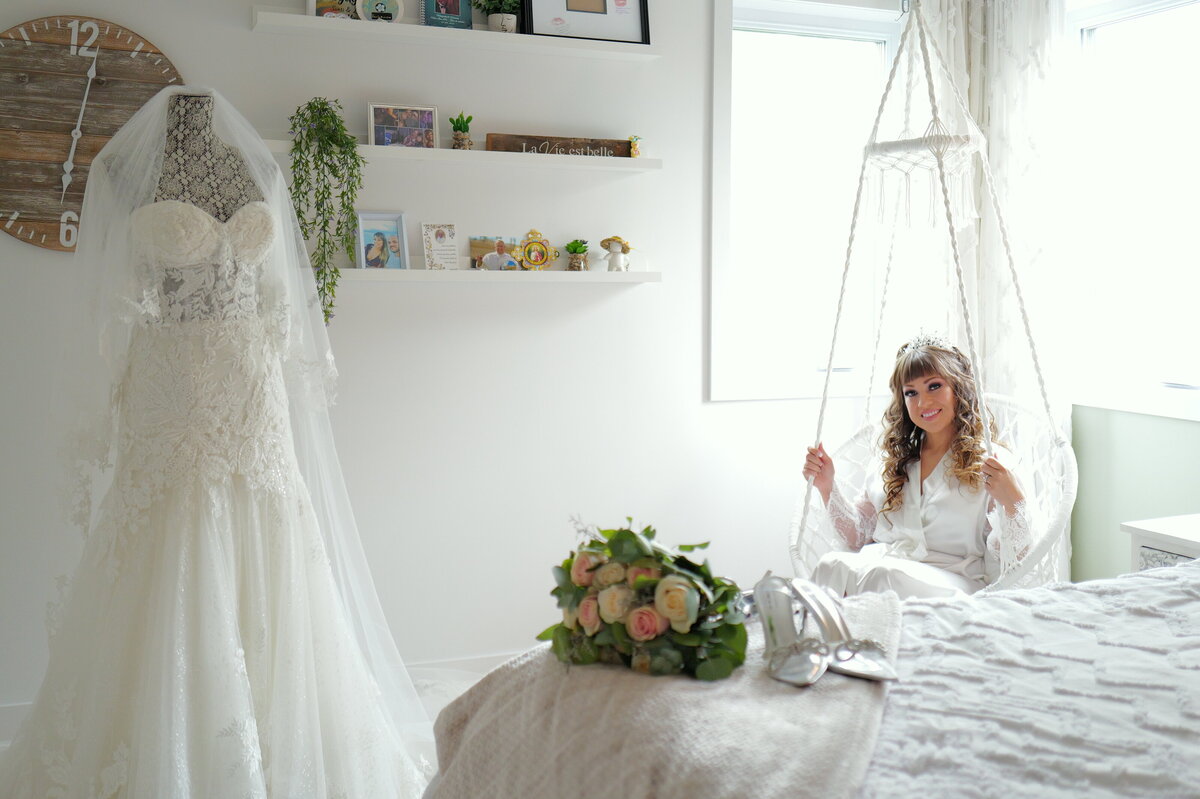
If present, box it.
[0,16,182,252]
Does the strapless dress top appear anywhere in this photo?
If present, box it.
[130,200,277,325]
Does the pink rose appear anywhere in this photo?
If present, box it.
[626,564,662,587]
[570,552,605,587]
[626,605,670,642]
[578,595,602,636]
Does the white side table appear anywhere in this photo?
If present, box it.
[1120,513,1200,572]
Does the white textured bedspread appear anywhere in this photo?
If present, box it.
[426,590,902,799]
[860,560,1200,798]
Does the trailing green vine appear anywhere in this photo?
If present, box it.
[288,98,366,323]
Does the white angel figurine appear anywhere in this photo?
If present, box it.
[598,235,632,272]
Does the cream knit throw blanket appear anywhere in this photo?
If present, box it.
[427,590,901,799]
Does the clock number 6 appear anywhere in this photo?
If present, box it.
[59,211,79,248]
[67,19,99,57]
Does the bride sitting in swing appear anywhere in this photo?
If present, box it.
[802,335,1031,599]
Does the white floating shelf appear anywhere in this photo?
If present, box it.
[339,269,660,283]
[264,139,661,172]
[251,6,661,61]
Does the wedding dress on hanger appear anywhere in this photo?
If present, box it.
[0,87,432,798]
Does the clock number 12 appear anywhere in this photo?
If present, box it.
[59,211,79,248]
[67,19,99,57]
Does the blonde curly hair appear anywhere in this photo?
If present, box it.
[878,340,996,516]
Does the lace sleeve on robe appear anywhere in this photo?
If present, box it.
[826,479,879,551]
[985,500,1032,578]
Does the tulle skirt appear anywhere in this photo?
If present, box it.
[0,468,427,798]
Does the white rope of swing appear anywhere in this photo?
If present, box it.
[790,1,1062,574]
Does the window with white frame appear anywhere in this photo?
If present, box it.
[710,2,901,401]
[1060,0,1200,415]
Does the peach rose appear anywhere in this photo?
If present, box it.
[594,561,627,589]
[626,564,662,587]
[655,575,700,634]
[626,605,670,642]
[598,584,635,625]
[577,595,602,636]
[570,552,605,587]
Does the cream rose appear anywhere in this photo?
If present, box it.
[625,564,662,587]
[562,605,579,631]
[597,584,635,625]
[570,552,605,587]
[594,561,627,589]
[577,595,602,636]
[654,575,700,634]
[626,605,670,642]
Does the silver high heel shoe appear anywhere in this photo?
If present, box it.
[788,578,897,682]
[753,573,829,687]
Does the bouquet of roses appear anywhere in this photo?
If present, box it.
[537,520,747,680]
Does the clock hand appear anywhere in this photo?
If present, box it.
[60,47,99,203]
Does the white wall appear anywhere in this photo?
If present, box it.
[0,0,859,736]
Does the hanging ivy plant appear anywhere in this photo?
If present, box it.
[288,97,366,323]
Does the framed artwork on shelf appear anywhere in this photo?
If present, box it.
[311,0,359,17]
[469,235,520,270]
[521,0,649,45]
[422,223,459,270]
[356,0,404,21]
[356,212,410,269]
[422,0,472,28]
[368,103,439,148]
[515,229,560,270]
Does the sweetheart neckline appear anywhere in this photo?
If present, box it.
[132,199,271,225]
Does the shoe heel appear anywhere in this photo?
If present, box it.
[753,572,797,658]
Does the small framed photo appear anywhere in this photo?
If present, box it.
[368,103,439,148]
[522,0,650,45]
[357,211,410,269]
[469,235,520,270]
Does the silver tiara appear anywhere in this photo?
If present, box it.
[901,331,954,353]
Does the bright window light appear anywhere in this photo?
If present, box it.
[1067,1,1200,391]
[725,29,887,399]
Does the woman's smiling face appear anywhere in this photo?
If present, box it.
[903,373,957,438]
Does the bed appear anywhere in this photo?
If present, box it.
[425,560,1200,798]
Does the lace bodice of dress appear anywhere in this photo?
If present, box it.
[131,200,276,324]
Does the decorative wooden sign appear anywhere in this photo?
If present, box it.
[0,16,182,252]
[486,133,632,158]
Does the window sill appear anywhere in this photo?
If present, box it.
[1072,384,1200,424]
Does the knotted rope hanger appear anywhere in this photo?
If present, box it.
[790,0,1061,574]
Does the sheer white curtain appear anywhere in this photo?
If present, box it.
[917,0,1068,417]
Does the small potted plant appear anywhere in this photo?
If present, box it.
[449,111,473,150]
[564,239,589,271]
[471,0,520,32]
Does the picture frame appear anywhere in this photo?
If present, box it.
[356,212,410,269]
[368,103,439,148]
[521,0,649,45]
[469,235,520,270]
[422,0,472,28]
[422,223,459,270]
[311,0,359,18]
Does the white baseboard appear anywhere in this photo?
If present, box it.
[0,702,29,752]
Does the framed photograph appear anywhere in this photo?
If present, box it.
[521,0,649,45]
[469,235,520,270]
[356,212,410,269]
[422,0,472,28]
[368,103,439,148]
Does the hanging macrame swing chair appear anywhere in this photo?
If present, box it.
[789,1,1078,592]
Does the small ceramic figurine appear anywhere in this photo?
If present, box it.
[598,236,632,272]
[629,135,641,158]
